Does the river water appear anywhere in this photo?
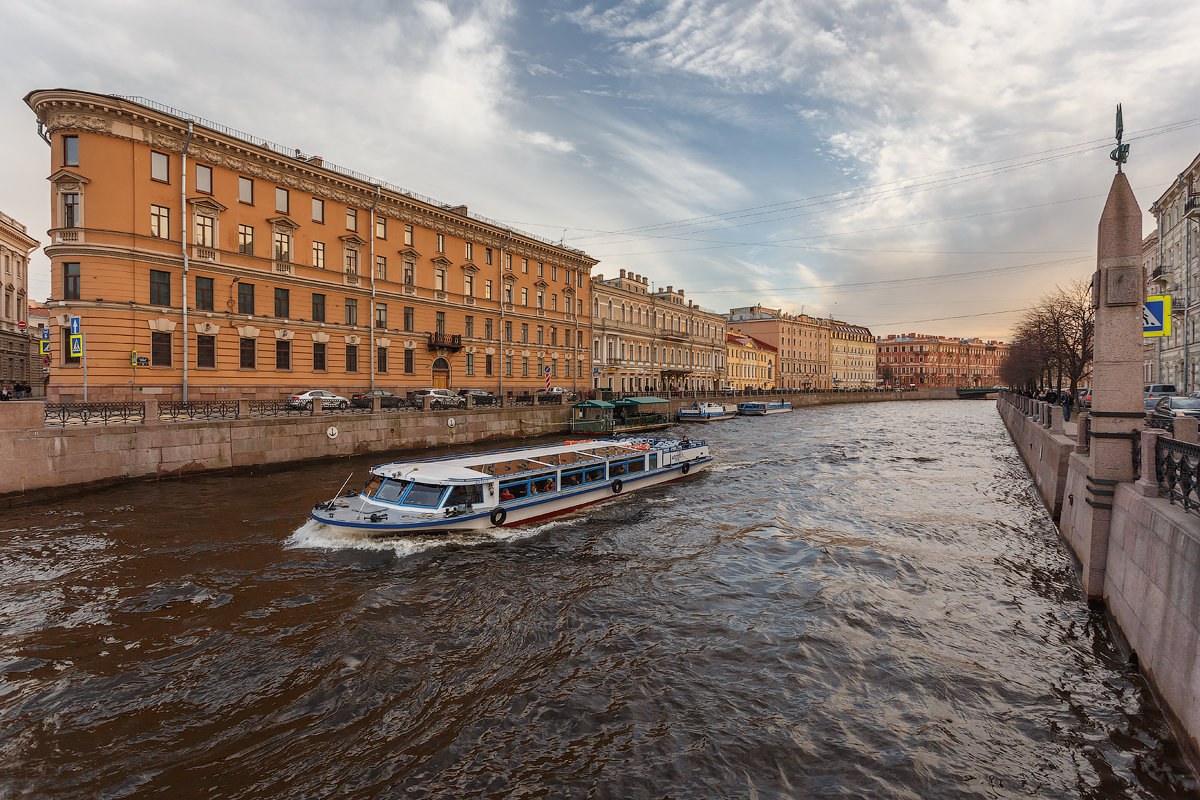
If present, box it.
[0,400,1195,799]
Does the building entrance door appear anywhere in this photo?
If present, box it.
[432,357,450,389]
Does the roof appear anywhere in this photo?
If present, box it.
[573,399,615,408]
[613,396,667,405]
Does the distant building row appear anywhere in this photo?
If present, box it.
[18,89,1006,401]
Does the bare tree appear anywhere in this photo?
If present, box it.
[1002,279,1094,396]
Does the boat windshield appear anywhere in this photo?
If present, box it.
[362,476,384,497]
[374,479,410,503]
[404,482,447,508]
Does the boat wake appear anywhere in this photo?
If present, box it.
[287,517,566,556]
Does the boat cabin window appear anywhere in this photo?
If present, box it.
[610,461,627,477]
[583,466,605,483]
[530,474,556,494]
[404,482,446,508]
[374,479,410,503]
[562,469,584,487]
[499,480,529,500]
[445,484,483,507]
[625,456,645,474]
[362,476,384,497]
[648,454,658,470]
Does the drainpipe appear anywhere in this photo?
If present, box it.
[1153,202,1163,381]
[368,185,381,391]
[1179,176,1191,393]
[181,120,193,402]
[498,230,512,399]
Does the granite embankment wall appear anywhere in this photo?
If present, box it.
[0,388,955,501]
[997,396,1200,768]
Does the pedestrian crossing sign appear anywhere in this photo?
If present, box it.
[1144,295,1171,337]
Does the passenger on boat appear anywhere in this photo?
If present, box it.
[538,478,556,493]
[681,436,690,448]
[500,487,515,501]
[563,473,582,487]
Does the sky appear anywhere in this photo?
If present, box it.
[4,0,1200,341]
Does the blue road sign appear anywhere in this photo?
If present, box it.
[39,340,50,355]
[70,316,81,335]
[1144,295,1171,337]
[41,326,49,340]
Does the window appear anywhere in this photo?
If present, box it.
[404,348,415,373]
[464,316,474,338]
[151,205,170,239]
[521,288,528,306]
[537,262,544,277]
[312,197,325,223]
[521,323,528,343]
[435,268,446,291]
[375,303,387,329]
[64,333,80,365]
[275,187,289,214]
[240,337,256,368]
[345,248,359,274]
[550,328,557,346]
[151,151,169,183]
[276,340,290,370]
[504,321,512,342]
[63,135,78,166]
[485,353,493,376]
[312,293,325,322]
[485,248,493,265]
[505,355,513,376]
[552,265,558,281]
[375,255,387,281]
[150,269,171,306]
[404,224,414,246]
[522,357,529,377]
[485,318,493,340]
[238,224,254,254]
[536,326,544,345]
[312,241,325,268]
[273,230,291,262]
[435,311,445,334]
[484,279,493,300]
[403,261,414,285]
[313,342,326,371]
[151,331,172,365]
[404,306,414,331]
[345,298,358,325]
[197,334,216,368]
[62,193,79,228]
[194,215,214,247]
[238,282,255,315]
[436,233,445,253]
[464,273,474,296]
[239,176,254,204]
[275,287,290,318]
[196,164,212,194]
[346,344,358,372]
[537,290,544,309]
[376,216,386,239]
[465,353,475,376]
[504,283,513,304]
[195,276,214,311]
[63,262,80,300]
[377,347,388,373]
[465,242,474,260]
[346,208,358,231]
[522,258,528,273]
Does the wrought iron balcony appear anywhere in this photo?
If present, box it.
[427,331,463,351]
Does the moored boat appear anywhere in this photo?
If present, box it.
[675,401,737,422]
[310,436,711,535]
[737,400,792,415]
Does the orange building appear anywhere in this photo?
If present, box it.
[25,90,597,402]
[875,333,1008,388]
[725,331,776,390]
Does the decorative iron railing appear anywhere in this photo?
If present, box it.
[1156,436,1200,516]
[159,400,239,421]
[247,400,310,418]
[1131,429,1141,478]
[44,402,145,426]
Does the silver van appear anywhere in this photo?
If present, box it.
[1145,383,1178,409]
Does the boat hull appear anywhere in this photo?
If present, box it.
[737,402,792,416]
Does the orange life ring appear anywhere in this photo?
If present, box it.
[632,444,651,450]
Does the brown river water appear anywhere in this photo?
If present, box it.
[0,400,1195,798]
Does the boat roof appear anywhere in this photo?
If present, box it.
[372,439,663,483]
[573,399,615,408]
[613,396,667,405]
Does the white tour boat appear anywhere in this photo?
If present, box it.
[737,400,792,415]
[310,436,711,535]
[675,402,737,422]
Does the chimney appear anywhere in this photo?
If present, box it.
[620,268,626,278]
[445,205,468,216]
[307,155,323,166]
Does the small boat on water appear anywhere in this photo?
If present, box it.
[737,400,792,415]
[311,436,711,535]
[675,402,737,422]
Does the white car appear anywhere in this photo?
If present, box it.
[412,387,466,409]
[286,389,349,410]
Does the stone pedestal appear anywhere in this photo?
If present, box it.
[1076,413,1090,454]
[1172,416,1199,444]
[1134,429,1161,497]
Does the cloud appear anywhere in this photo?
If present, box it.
[520,131,575,153]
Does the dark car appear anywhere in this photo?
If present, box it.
[458,389,497,406]
[351,389,405,409]
[1149,396,1200,429]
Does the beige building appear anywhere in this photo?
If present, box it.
[726,306,831,390]
[1142,231,1160,384]
[725,330,776,390]
[0,211,37,391]
[1145,153,1200,392]
[829,321,876,389]
[590,269,726,393]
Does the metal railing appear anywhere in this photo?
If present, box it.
[159,400,239,421]
[44,402,145,426]
[1156,436,1200,516]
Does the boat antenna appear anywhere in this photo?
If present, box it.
[330,472,354,504]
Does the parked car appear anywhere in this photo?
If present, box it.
[412,387,466,409]
[458,388,497,406]
[350,389,406,409]
[286,389,349,410]
[1150,396,1200,429]
[1076,387,1091,408]
[1145,383,1178,409]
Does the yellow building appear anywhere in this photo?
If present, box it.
[25,89,597,402]
[725,331,776,390]
[0,210,37,391]
[726,305,830,389]
[829,321,876,389]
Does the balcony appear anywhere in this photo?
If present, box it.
[53,229,83,244]
[193,245,217,262]
[272,261,293,274]
[427,332,463,351]
[343,270,360,287]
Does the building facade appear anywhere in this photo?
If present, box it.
[724,331,776,390]
[876,333,1008,387]
[26,89,596,402]
[1142,231,1160,384]
[1145,154,1200,392]
[590,270,726,393]
[0,210,37,392]
[829,321,876,389]
[726,306,831,390]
